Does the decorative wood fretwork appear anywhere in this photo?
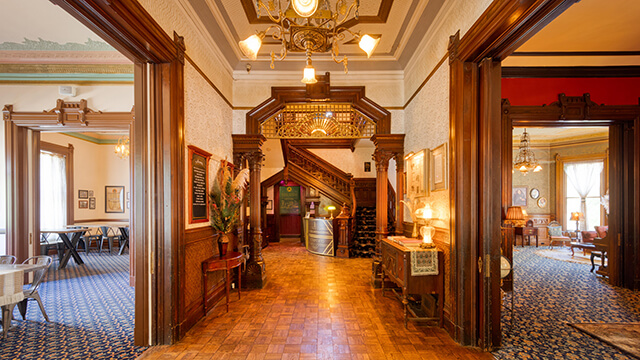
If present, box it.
[3,99,133,131]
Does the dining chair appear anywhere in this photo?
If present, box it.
[0,255,16,265]
[100,226,121,254]
[80,228,102,253]
[17,256,53,322]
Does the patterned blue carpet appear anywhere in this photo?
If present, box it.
[0,252,145,359]
[494,247,640,360]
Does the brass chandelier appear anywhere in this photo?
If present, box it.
[239,0,380,84]
[513,129,541,175]
[114,135,130,159]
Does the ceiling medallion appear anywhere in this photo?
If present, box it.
[239,0,380,84]
[513,129,542,175]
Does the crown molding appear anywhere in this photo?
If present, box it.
[176,0,234,77]
[233,69,404,82]
[204,0,243,60]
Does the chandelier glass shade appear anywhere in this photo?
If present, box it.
[513,129,541,175]
[239,0,379,83]
[114,135,130,159]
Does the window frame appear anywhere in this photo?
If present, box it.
[555,152,608,230]
[40,141,74,224]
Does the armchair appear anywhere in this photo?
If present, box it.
[547,221,574,248]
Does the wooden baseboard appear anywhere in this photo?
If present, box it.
[179,277,226,337]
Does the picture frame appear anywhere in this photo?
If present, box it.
[89,197,96,210]
[88,190,94,197]
[430,143,448,191]
[512,186,528,207]
[530,188,540,199]
[406,149,428,198]
[78,200,89,209]
[105,185,125,213]
[188,145,212,224]
[537,197,547,208]
[364,161,371,172]
[267,200,273,210]
[78,190,89,199]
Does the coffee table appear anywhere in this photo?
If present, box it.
[570,242,595,256]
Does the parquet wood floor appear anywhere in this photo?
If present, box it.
[138,242,493,360]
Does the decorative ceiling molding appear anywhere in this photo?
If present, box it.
[239,0,393,27]
[0,38,115,51]
[0,50,131,65]
[0,64,133,74]
[511,51,640,57]
[502,66,640,78]
[64,132,121,144]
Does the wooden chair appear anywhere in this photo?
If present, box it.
[547,221,573,248]
[0,255,16,265]
[17,256,53,322]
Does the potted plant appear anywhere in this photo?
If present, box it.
[210,159,249,256]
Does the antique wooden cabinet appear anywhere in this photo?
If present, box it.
[380,238,444,328]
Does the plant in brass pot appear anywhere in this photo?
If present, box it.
[210,159,249,256]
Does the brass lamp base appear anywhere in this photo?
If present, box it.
[419,242,436,249]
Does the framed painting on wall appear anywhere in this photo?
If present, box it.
[78,190,88,199]
[512,186,528,207]
[105,186,125,213]
[78,200,89,209]
[430,143,448,191]
[89,197,96,210]
[188,145,212,224]
[406,149,428,198]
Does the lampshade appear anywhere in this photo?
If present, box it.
[570,212,582,221]
[301,64,317,84]
[291,0,319,17]
[505,206,524,220]
[358,34,380,58]
[239,34,263,60]
[326,205,336,211]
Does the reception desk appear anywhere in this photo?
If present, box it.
[303,218,335,256]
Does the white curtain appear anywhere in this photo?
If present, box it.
[40,152,67,231]
[564,162,603,230]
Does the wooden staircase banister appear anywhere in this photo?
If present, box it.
[286,162,351,205]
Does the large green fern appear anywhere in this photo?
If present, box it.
[210,159,249,233]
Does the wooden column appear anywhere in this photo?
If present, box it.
[371,134,405,287]
[233,135,266,288]
[336,203,351,258]
[395,154,405,235]
[233,152,247,252]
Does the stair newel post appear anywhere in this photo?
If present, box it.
[233,134,267,288]
[395,153,405,236]
[336,203,351,258]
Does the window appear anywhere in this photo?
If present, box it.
[40,151,67,229]
[563,160,604,231]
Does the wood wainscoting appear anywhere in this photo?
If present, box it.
[525,214,554,246]
[179,227,228,337]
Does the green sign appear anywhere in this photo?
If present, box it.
[279,186,300,215]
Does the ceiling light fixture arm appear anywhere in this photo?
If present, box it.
[255,0,285,24]
[334,0,360,27]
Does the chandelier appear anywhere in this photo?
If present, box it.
[513,129,541,175]
[239,0,380,84]
[114,135,130,159]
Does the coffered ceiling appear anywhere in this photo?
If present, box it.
[190,0,445,72]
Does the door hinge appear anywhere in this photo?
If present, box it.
[485,254,491,278]
[29,233,33,245]
[618,233,621,247]
[477,256,482,274]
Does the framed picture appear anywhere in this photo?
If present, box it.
[537,197,547,208]
[364,162,371,172]
[88,190,94,197]
[406,149,428,198]
[430,143,448,191]
[512,186,528,207]
[188,145,212,224]
[89,197,96,209]
[530,188,540,199]
[78,200,89,209]
[267,200,273,210]
[78,190,89,199]
[105,186,125,213]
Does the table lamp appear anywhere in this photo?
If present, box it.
[417,205,438,249]
[570,212,582,233]
[327,205,336,219]
[505,206,524,227]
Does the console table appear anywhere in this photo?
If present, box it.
[515,226,539,247]
[202,251,244,314]
[381,238,444,328]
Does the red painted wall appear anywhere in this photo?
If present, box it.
[502,77,640,106]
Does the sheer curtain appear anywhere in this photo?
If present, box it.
[564,161,603,230]
[40,151,67,231]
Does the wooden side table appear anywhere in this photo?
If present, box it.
[202,251,245,314]
[515,227,539,247]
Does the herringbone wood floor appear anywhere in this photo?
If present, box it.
[139,242,493,360]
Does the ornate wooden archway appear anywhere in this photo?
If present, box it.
[233,73,404,289]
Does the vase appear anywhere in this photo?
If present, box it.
[217,233,230,256]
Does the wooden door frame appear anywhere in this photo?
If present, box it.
[448,0,581,350]
[17,0,186,346]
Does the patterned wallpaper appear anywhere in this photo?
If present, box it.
[403,62,450,236]
[137,0,234,99]
[184,62,233,230]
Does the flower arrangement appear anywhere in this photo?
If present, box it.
[210,160,250,236]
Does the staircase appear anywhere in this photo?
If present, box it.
[351,206,376,258]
